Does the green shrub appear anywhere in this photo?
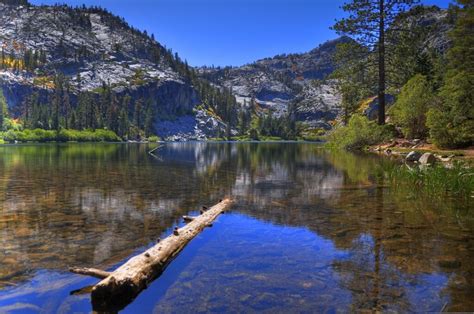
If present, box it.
[2,118,23,131]
[148,135,160,142]
[0,129,121,143]
[327,114,393,151]
[390,74,433,139]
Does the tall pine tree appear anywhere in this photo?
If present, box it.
[0,89,6,131]
[427,0,474,148]
[333,0,419,124]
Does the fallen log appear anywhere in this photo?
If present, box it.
[70,198,233,311]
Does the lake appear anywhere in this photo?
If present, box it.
[0,142,473,313]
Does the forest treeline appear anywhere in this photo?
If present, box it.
[329,0,473,150]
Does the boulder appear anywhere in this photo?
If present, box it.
[419,153,436,165]
[406,151,422,162]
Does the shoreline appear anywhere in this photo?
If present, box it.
[368,139,474,165]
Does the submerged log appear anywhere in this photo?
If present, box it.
[70,198,233,311]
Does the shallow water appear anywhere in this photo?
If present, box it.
[0,142,472,313]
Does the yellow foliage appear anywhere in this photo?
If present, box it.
[33,76,55,89]
[357,96,377,114]
[205,107,223,121]
[1,56,25,70]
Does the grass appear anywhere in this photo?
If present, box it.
[386,162,474,199]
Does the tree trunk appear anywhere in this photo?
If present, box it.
[70,198,233,312]
[378,0,386,125]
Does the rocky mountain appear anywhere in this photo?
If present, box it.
[0,1,454,140]
[199,37,352,130]
[0,0,229,140]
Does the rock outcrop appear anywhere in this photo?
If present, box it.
[198,37,351,129]
[0,1,215,139]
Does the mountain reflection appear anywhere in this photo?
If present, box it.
[0,143,473,312]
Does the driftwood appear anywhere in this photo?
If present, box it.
[70,198,233,311]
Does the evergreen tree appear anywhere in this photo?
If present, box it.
[106,92,119,132]
[386,6,449,90]
[144,102,155,137]
[238,107,251,135]
[62,80,71,129]
[333,0,419,125]
[51,74,64,130]
[133,98,143,130]
[390,74,433,139]
[118,108,130,139]
[0,89,6,131]
[427,0,474,148]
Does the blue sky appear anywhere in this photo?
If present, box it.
[30,0,452,67]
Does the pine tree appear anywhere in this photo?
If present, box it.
[106,92,119,132]
[333,0,419,125]
[118,108,129,139]
[144,103,155,137]
[0,89,6,131]
[0,104,3,131]
[427,0,474,148]
[62,80,71,129]
[51,74,64,130]
[133,98,143,129]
